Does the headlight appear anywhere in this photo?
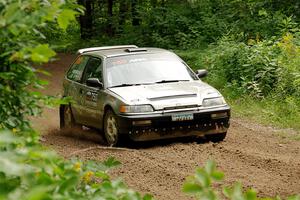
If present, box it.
[202,97,226,107]
[119,105,154,113]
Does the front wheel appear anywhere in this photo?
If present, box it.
[103,110,119,147]
[206,132,227,143]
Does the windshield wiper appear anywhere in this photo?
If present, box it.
[110,82,156,88]
[110,80,189,88]
[154,80,190,84]
[109,83,138,88]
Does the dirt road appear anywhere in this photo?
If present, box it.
[34,54,300,200]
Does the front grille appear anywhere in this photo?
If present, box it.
[162,104,199,111]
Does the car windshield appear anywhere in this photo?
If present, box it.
[106,53,197,87]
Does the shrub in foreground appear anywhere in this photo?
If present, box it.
[0,130,152,200]
[183,161,300,200]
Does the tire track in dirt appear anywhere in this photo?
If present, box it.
[34,53,300,200]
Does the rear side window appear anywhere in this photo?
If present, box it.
[81,57,102,84]
[67,56,89,82]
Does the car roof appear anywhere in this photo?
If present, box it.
[78,45,172,58]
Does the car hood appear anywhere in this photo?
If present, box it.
[108,81,222,110]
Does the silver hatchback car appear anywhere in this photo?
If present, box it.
[60,45,230,146]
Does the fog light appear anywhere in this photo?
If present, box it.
[211,112,228,119]
[132,120,152,126]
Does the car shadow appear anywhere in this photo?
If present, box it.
[44,126,210,150]
[118,135,208,149]
[44,127,107,146]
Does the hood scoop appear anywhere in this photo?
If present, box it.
[148,93,197,101]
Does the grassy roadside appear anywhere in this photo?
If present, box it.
[227,97,299,128]
[227,97,300,134]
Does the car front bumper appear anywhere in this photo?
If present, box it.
[117,105,231,141]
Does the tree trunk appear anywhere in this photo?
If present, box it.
[78,0,93,39]
[119,0,127,27]
[131,0,140,26]
[107,0,114,36]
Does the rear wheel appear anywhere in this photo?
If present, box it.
[60,105,77,130]
[103,110,119,147]
[206,132,227,143]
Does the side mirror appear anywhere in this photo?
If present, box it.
[86,78,103,88]
[196,69,208,78]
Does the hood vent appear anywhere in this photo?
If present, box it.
[148,93,197,101]
[125,48,147,53]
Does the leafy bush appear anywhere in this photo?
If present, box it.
[183,161,300,200]
[276,33,300,98]
[0,0,79,129]
[178,30,300,99]
[0,130,151,200]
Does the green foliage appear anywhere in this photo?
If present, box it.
[180,31,300,99]
[183,161,300,200]
[57,9,77,31]
[0,130,152,200]
[0,0,80,130]
[204,37,282,98]
[183,160,224,200]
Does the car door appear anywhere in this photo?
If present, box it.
[79,56,103,128]
[65,55,90,124]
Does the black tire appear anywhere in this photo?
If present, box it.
[60,105,77,130]
[103,110,119,147]
[206,132,227,143]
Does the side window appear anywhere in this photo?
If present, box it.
[82,57,102,84]
[67,56,89,82]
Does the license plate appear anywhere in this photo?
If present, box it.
[171,113,193,121]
